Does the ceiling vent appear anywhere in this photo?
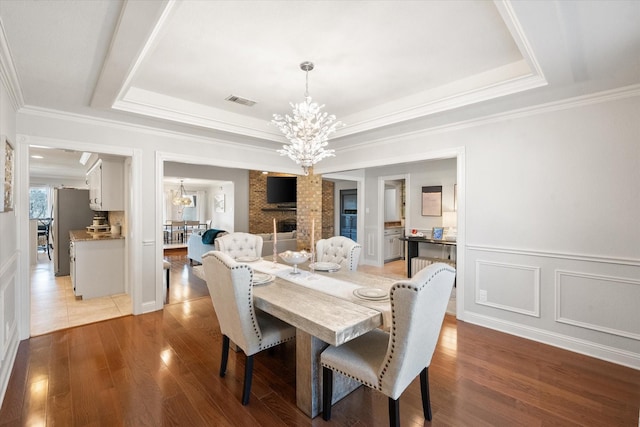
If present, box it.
[225,95,257,107]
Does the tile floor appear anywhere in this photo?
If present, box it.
[30,257,132,336]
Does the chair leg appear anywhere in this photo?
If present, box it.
[165,267,170,302]
[420,367,432,421]
[388,397,400,427]
[220,335,229,377]
[242,355,254,405]
[322,367,333,421]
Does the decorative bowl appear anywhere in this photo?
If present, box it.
[279,250,310,274]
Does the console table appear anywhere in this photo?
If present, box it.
[400,236,456,277]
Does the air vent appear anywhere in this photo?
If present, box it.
[225,95,257,107]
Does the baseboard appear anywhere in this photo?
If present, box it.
[463,312,640,370]
[0,328,19,409]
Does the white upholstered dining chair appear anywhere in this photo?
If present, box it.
[315,236,362,271]
[202,251,295,405]
[321,263,456,426]
[214,232,263,260]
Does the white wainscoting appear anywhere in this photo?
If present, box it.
[556,270,640,340]
[466,245,640,369]
[0,254,19,406]
[475,260,540,317]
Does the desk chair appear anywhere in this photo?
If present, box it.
[321,263,456,426]
[315,236,362,271]
[202,251,295,405]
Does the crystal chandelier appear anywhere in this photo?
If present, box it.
[272,61,343,175]
[172,180,192,207]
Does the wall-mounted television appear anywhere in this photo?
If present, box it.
[267,176,297,204]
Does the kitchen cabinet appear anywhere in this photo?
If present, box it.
[383,227,403,262]
[70,233,125,299]
[87,158,124,211]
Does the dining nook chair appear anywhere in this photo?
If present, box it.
[202,250,295,405]
[321,262,456,427]
[315,236,362,271]
[37,218,53,260]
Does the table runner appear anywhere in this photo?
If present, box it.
[251,259,394,329]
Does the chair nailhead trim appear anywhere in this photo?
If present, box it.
[321,363,380,391]
[378,266,455,386]
[216,256,263,346]
[213,252,294,354]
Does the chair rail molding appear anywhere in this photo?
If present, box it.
[466,244,640,267]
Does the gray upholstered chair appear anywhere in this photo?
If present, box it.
[315,236,362,271]
[321,263,456,426]
[202,251,295,405]
[214,232,263,260]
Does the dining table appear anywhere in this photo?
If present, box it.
[249,258,396,418]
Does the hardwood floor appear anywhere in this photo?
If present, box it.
[4,254,639,426]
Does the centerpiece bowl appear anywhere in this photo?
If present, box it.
[279,250,310,274]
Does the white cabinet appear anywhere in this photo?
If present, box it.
[87,158,124,211]
[384,228,403,262]
[71,237,125,299]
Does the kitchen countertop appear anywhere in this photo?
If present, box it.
[70,230,125,241]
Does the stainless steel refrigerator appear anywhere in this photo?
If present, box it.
[53,188,94,276]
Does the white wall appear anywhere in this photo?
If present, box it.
[210,181,234,231]
[0,59,20,407]
[323,92,640,368]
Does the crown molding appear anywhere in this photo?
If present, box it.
[0,18,24,110]
[18,105,278,153]
[338,83,640,154]
[113,88,281,142]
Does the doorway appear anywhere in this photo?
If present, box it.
[27,146,133,335]
[339,189,357,241]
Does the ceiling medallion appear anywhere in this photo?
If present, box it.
[272,61,343,175]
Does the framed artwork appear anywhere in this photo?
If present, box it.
[2,136,14,212]
[214,194,225,212]
[421,186,442,216]
[432,227,444,240]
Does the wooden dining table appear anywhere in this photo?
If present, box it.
[250,260,396,418]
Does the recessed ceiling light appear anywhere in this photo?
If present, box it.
[79,152,92,165]
[31,155,44,159]
[262,171,269,174]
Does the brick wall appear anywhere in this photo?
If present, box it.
[247,169,335,248]
[248,170,297,233]
[322,180,335,239]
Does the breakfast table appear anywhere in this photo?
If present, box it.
[248,258,396,418]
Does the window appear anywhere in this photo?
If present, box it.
[29,186,51,219]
